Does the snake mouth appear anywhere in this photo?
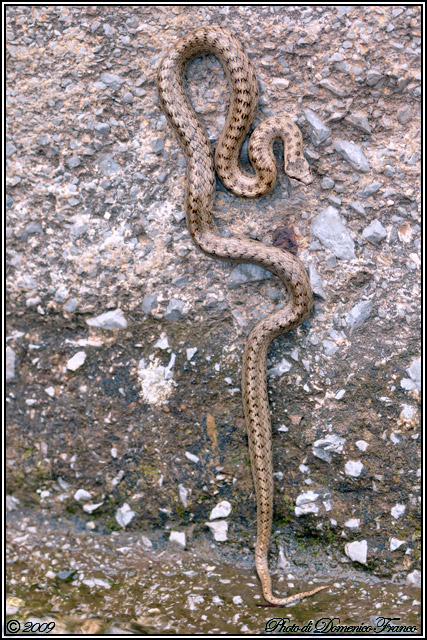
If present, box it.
[284,158,313,185]
[290,173,313,186]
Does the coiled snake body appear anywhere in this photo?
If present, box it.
[157,26,328,605]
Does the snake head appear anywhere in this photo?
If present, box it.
[284,156,313,185]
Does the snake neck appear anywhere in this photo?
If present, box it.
[157,26,308,199]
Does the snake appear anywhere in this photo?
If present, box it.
[157,25,329,605]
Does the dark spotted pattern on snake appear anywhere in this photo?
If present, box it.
[157,25,328,605]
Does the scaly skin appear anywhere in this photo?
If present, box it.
[157,25,328,605]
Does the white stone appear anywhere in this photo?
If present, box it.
[178,484,188,508]
[154,333,169,349]
[271,77,290,90]
[400,377,416,391]
[164,352,176,379]
[406,570,421,587]
[390,537,406,551]
[345,518,360,528]
[138,357,175,405]
[13,534,29,545]
[169,531,186,547]
[407,358,421,390]
[409,252,420,267]
[111,470,125,486]
[391,503,406,519]
[187,594,205,610]
[66,351,86,371]
[185,451,200,464]
[83,501,104,513]
[400,404,415,420]
[210,500,232,520]
[355,440,368,451]
[186,348,197,361]
[44,386,55,397]
[311,205,356,259]
[6,495,21,511]
[141,535,152,548]
[277,546,290,570]
[6,597,24,615]
[82,577,111,589]
[295,490,320,505]
[6,346,16,381]
[345,460,364,477]
[295,502,319,517]
[390,432,402,444]
[74,489,92,502]
[205,520,228,541]
[115,503,135,527]
[346,300,373,331]
[267,357,292,376]
[345,540,367,564]
[313,434,346,462]
[86,308,127,329]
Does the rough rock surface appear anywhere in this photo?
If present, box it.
[6,5,421,619]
